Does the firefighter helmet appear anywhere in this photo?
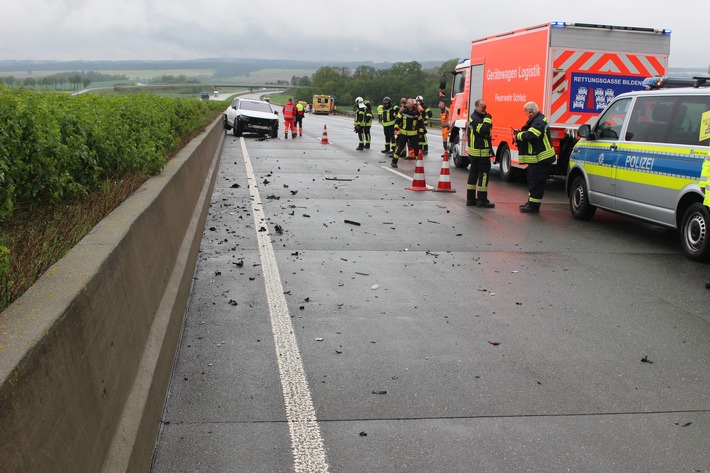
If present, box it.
[355,96,364,104]
[383,96,391,104]
[415,95,423,102]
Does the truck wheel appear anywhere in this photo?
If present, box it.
[569,176,596,220]
[680,202,710,262]
[450,136,469,168]
[499,145,517,182]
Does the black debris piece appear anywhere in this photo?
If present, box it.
[372,390,387,395]
[359,431,367,437]
[641,355,654,364]
[274,225,284,235]
[228,300,238,306]
[344,220,361,226]
[230,183,241,189]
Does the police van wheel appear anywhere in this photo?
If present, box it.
[680,203,710,262]
[569,176,596,220]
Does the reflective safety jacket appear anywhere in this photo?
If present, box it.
[515,112,555,164]
[283,102,296,120]
[467,110,493,158]
[381,105,397,127]
[440,107,450,128]
[364,103,373,127]
[701,152,710,207]
[295,103,305,116]
[395,107,425,137]
[354,104,367,127]
[418,102,433,126]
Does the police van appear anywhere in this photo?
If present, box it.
[566,76,710,261]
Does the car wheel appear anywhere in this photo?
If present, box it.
[233,119,244,137]
[680,202,710,262]
[223,114,232,131]
[499,145,517,182]
[450,136,469,168]
[270,127,278,139]
[569,176,596,220]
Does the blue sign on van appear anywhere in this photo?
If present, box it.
[569,73,645,113]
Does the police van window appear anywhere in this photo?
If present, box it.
[593,97,630,139]
[667,96,710,146]
[625,96,677,143]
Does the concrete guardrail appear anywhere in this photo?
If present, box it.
[0,117,226,473]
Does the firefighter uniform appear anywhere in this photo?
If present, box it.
[363,101,373,149]
[380,97,397,156]
[515,105,555,213]
[392,99,425,168]
[466,105,495,208]
[416,96,432,155]
[354,97,367,150]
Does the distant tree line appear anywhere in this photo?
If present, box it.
[0,71,129,90]
[289,59,460,110]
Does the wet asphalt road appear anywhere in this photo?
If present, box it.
[151,107,710,473]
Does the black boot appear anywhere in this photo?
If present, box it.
[519,203,540,213]
[356,144,364,150]
[391,158,398,168]
[364,143,370,149]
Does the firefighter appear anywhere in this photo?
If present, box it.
[392,98,425,168]
[354,97,367,150]
[363,100,373,149]
[514,101,555,213]
[415,95,432,155]
[466,99,495,208]
[700,150,710,288]
[439,100,450,157]
[282,98,296,139]
[380,97,397,156]
[294,100,305,137]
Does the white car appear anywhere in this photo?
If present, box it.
[223,97,279,138]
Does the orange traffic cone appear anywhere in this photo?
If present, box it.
[406,150,431,191]
[433,151,456,193]
[320,124,330,144]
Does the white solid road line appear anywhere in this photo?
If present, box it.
[240,139,330,473]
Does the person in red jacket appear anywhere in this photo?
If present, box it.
[282,98,296,139]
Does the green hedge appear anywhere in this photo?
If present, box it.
[0,89,214,220]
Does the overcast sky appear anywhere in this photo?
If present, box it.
[0,0,706,69]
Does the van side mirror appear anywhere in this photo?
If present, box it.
[577,124,593,140]
[274,111,278,116]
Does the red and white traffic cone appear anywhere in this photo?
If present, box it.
[320,124,330,144]
[406,150,431,191]
[433,151,456,193]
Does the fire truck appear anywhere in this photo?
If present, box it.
[312,94,334,115]
[439,22,671,180]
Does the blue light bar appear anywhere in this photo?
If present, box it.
[551,21,568,27]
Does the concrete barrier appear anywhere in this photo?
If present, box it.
[0,117,226,473]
